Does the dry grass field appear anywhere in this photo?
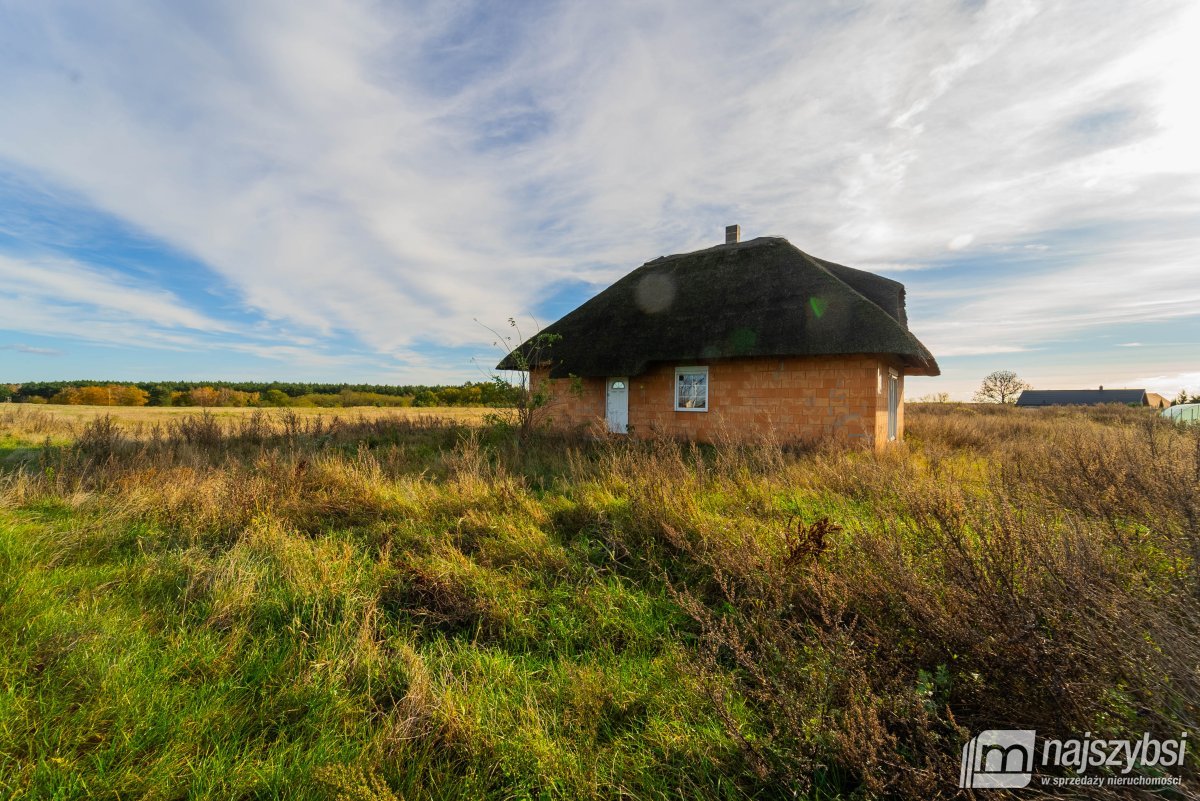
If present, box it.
[2,402,491,429]
[0,402,1197,799]
[0,403,492,455]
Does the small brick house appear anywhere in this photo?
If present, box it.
[499,227,939,449]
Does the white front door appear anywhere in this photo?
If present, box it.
[605,377,629,434]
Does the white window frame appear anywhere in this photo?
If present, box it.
[674,366,709,412]
[887,368,900,441]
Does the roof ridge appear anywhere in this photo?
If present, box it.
[646,236,788,264]
[1022,388,1147,392]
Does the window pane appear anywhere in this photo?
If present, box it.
[676,372,707,409]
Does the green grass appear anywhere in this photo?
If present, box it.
[0,493,742,799]
[1,405,1197,799]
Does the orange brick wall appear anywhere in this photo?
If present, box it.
[533,355,907,449]
[530,372,608,433]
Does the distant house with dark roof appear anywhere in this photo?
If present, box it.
[1016,388,1171,408]
[498,227,939,449]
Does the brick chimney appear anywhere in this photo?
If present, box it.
[725,224,740,245]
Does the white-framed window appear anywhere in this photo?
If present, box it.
[887,368,900,441]
[675,366,709,411]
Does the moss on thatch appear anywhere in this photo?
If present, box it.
[498,236,939,378]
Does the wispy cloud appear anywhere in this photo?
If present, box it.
[0,252,365,370]
[909,233,1200,356]
[0,0,1197,383]
[0,343,61,356]
[0,253,229,334]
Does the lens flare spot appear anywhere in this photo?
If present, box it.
[730,328,757,354]
[634,273,676,314]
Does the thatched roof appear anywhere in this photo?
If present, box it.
[498,236,940,378]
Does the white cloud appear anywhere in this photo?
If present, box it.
[0,0,1196,380]
[0,253,228,334]
[1127,371,1200,397]
[0,253,242,352]
[908,236,1200,356]
[0,253,388,373]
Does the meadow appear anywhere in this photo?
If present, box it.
[1,403,491,431]
[0,402,1196,799]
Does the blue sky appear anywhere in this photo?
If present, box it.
[1,0,1197,398]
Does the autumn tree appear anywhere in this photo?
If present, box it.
[186,387,220,407]
[79,386,114,405]
[111,385,149,406]
[50,387,82,405]
[215,388,257,407]
[47,384,147,406]
[973,370,1030,404]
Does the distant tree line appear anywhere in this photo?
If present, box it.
[0,380,520,408]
